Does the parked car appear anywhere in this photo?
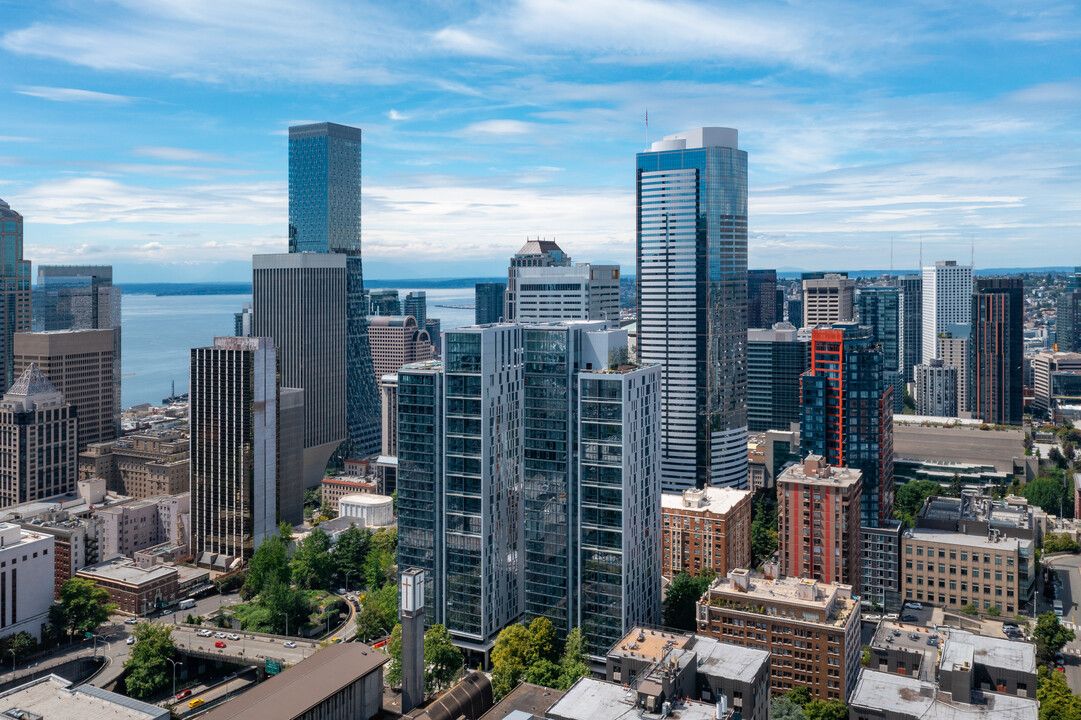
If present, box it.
[909,632,919,640]
[215,640,227,648]
[176,689,192,700]
[905,602,923,610]
[214,632,226,639]
[126,636,135,646]
[283,641,297,648]
[124,618,138,625]
[228,633,240,641]
[926,637,940,646]
[885,635,894,643]
[901,615,918,622]
[892,629,901,636]
[197,629,213,637]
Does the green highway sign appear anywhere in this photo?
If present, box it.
[265,658,281,676]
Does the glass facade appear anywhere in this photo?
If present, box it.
[403,292,427,327]
[970,279,1024,425]
[857,286,904,413]
[747,335,810,432]
[0,200,30,391]
[475,282,506,325]
[747,269,777,330]
[636,134,748,490]
[900,276,922,382]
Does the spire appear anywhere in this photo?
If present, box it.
[6,363,59,397]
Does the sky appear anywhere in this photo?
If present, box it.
[1,0,1080,282]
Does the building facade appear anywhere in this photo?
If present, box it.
[637,127,748,490]
[1032,351,1081,416]
[475,282,506,325]
[0,200,30,393]
[899,275,922,383]
[970,278,1023,425]
[1059,267,1081,352]
[937,324,971,413]
[366,316,432,381]
[76,558,177,617]
[747,323,809,432]
[0,523,54,640]
[513,264,620,324]
[0,365,77,508]
[914,359,959,417]
[505,239,572,322]
[857,285,904,413]
[802,274,855,327]
[14,329,118,450]
[661,486,752,579]
[922,261,973,365]
[403,291,426,327]
[747,269,777,330]
[80,429,190,499]
[97,494,190,560]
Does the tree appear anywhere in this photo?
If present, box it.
[242,534,290,600]
[557,628,591,690]
[1037,666,1081,720]
[385,624,403,687]
[123,624,177,699]
[279,521,294,546]
[987,605,1001,617]
[771,696,808,720]
[805,700,849,720]
[333,523,372,589]
[292,529,336,590]
[894,480,939,527]
[1022,474,1069,516]
[424,624,463,694]
[750,489,779,566]
[303,487,322,519]
[946,472,963,498]
[662,572,713,631]
[1034,612,1076,665]
[491,623,531,699]
[786,686,812,708]
[1044,533,1081,554]
[56,578,116,640]
[3,632,36,662]
[354,584,397,642]
[260,574,310,636]
[961,603,980,616]
[526,617,559,667]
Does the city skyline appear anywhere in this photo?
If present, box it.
[1,2,1079,281]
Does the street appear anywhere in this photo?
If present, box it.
[1042,554,1081,693]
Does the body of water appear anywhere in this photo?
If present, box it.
[121,287,478,408]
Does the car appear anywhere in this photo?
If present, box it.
[228,633,240,641]
[189,698,204,709]
[283,641,297,648]
[176,689,192,700]
[892,629,901,636]
[215,640,227,648]
[1057,666,1066,673]
[901,615,917,622]
[197,629,213,637]
[329,637,342,644]
[927,637,940,646]
[1003,622,1018,629]
[214,632,226,639]
[905,602,923,610]
[126,636,135,646]
[338,588,347,595]
[909,632,920,640]
[124,618,138,625]
[885,635,894,643]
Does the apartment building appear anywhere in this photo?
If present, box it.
[79,429,190,498]
[661,486,752,579]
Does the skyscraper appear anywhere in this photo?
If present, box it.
[637,127,748,490]
[369,290,402,316]
[900,275,922,382]
[915,359,958,416]
[513,264,619,324]
[1058,267,1081,352]
[922,261,973,364]
[802,273,855,326]
[0,200,30,391]
[366,315,432,380]
[801,323,894,529]
[747,269,777,330]
[747,323,809,432]
[937,324,971,413]
[288,122,380,459]
[970,278,1024,425]
[506,239,572,321]
[857,286,904,413]
[403,292,427,328]
[474,283,506,325]
[190,337,298,565]
[787,297,803,329]
[253,253,347,489]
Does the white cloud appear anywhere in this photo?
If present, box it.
[460,119,538,137]
[386,109,409,121]
[132,146,229,162]
[15,86,136,103]
[0,136,37,143]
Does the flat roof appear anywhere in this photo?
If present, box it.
[0,674,168,720]
[849,669,1037,720]
[660,487,751,515]
[778,460,861,489]
[478,683,565,720]
[940,630,1036,675]
[78,558,177,586]
[691,636,770,684]
[548,678,716,720]
[202,642,387,720]
[339,493,393,506]
[609,627,691,662]
[905,528,1032,552]
[706,572,856,627]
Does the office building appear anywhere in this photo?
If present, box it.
[190,337,293,567]
[747,323,810,432]
[787,297,803,329]
[861,521,904,613]
[14,329,118,449]
[475,282,506,325]
[747,269,777,329]
[17,511,102,597]
[802,273,855,326]
[367,289,401,316]
[97,494,190,560]
[0,364,77,507]
[922,261,973,364]
[505,239,572,322]
[79,429,189,498]
[1059,267,1081,352]
[377,373,398,488]
[76,557,177,617]
[776,288,786,324]
[778,456,862,591]
[916,492,1043,544]
[234,301,253,337]
[661,486,752,579]
[801,324,894,529]
[901,527,1034,615]
[970,278,1024,425]
[512,264,620,324]
[697,569,861,700]
[366,315,432,382]
[288,122,380,460]
[937,324,971,413]
[637,127,748,490]
[1032,351,1081,416]
[0,199,30,391]
[425,318,441,356]
[900,275,922,383]
[857,285,904,413]
[0,523,54,640]
[403,291,426,327]
[0,675,169,720]
[915,359,959,416]
[253,253,347,487]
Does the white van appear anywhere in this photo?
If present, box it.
[1054,599,1064,617]
[178,599,197,610]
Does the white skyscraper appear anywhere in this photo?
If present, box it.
[512,264,620,324]
[921,260,973,365]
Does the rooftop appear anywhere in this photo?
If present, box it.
[6,363,60,398]
[849,669,1037,720]
[777,455,862,489]
[689,636,771,684]
[0,674,168,720]
[939,630,1036,675]
[608,627,692,663]
[705,571,856,627]
[547,678,717,720]
[478,683,565,720]
[78,558,177,586]
[201,642,387,720]
[661,487,751,515]
[904,527,1032,552]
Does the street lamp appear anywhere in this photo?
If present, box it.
[344,570,354,593]
[279,612,289,638]
[166,658,183,698]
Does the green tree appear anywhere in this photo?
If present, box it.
[523,658,562,687]
[1037,666,1081,720]
[364,547,395,590]
[557,627,591,690]
[491,623,531,699]
[303,488,321,519]
[122,624,177,699]
[3,632,36,661]
[805,699,849,720]
[260,574,310,636]
[1044,534,1081,554]
[526,616,559,666]
[750,489,779,566]
[961,603,980,615]
[662,572,713,631]
[1034,612,1076,665]
[56,578,117,640]
[1022,473,1069,516]
[242,534,290,600]
[987,605,1001,617]
[893,480,940,527]
[354,584,397,642]
[279,521,294,546]
[371,527,398,554]
[424,624,464,694]
[946,472,963,498]
[334,524,372,589]
[787,686,812,708]
[385,624,403,687]
[771,696,808,720]
[292,529,336,590]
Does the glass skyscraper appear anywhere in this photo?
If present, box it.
[0,199,30,391]
[857,285,904,413]
[475,283,506,325]
[900,275,922,382]
[636,128,748,490]
[288,122,380,459]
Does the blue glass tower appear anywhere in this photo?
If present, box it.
[288,123,380,458]
[857,285,904,413]
[636,128,748,490]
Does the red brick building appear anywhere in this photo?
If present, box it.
[76,558,178,616]
[661,487,752,579]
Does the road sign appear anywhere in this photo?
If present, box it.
[265,658,281,676]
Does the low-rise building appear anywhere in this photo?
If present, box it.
[696,569,861,701]
[96,493,190,560]
[0,523,55,641]
[19,511,103,598]
[893,419,1036,481]
[76,557,178,616]
[338,494,394,527]
[849,669,1037,720]
[916,492,1044,544]
[0,674,169,720]
[661,487,752,579]
[79,428,190,498]
[547,677,721,720]
[321,475,378,514]
[939,629,1036,698]
[1032,351,1081,417]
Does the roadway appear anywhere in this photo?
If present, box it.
[1042,554,1081,693]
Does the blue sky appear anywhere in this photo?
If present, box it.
[1,0,1079,282]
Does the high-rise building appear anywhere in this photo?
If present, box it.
[747,270,777,330]
[234,302,253,337]
[801,323,894,529]
[505,239,571,322]
[1032,351,1081,417]
[637,127,748,490]
[787,297,803,328]
[900,275,922,383]
[0,200,30,391]
[661,487,752,579]
[922,261,973,364]
[937,324,971,413]
[513,264,620,324]
[403,292,426,328]
[858,286,904,414]
[252,253,346,489]
[776,288,786,324]
[369,289,402,316]
[915,359,959,416]
[747,323,810,432]
[14,329,118,450]
[970,278,1024,425]
[425,318,441,357]
[777,456,862,591]
[190,337,300,565]
[802,273,855,326]
[1059,267,1081,352]
[0,364,77,507]
[474,283,506,325]
[288,122,380,460]
[366,316,432,381]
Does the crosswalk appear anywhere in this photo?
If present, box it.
[1064,621,1078,632]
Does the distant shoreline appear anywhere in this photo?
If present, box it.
[118,278,507,296]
